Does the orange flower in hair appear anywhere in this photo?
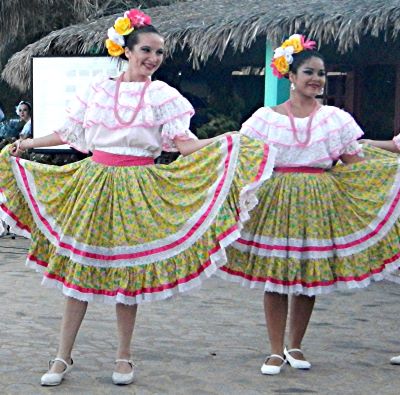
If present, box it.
[105,39,125,57]
[281,34,303,53]
[273,56,290,76]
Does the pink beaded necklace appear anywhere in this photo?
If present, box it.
[284,100,320,147]
[113,73,151,126]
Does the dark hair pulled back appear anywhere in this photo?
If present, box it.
[18,101,32,114]
[120,25,162,60]
[289,50,325,75]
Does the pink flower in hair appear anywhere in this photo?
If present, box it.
[125,9,152,28]
[301,35,317,50]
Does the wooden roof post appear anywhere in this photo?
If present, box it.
[264,40,290,107]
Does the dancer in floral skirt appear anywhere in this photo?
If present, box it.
[219,34,400,375]
[359,136,400,366]
[0,9,275,386]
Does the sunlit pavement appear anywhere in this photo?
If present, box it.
[1,235,399,395]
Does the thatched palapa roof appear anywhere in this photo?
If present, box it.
[0,0,180,56]
[3,0,400,91]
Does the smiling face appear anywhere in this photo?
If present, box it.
[124,32,164,81]
[289,56,326,98]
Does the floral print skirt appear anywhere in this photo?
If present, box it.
[220,146,400,296]
[0,134,274,304]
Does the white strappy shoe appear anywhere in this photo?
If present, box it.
[261,354,286,375]
[112,359,135,385]
[40,357,74,386]
[390,355,400,365]
[284,347,311,369]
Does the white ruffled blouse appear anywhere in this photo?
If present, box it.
[55,76,197,157]
[240,106,364,168]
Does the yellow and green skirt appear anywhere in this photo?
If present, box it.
[220,146,400,295]
[0,134,274,304]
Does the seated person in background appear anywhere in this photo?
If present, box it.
[0,119,21,140]
[16,101,32,139]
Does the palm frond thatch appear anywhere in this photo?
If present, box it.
[0,1,181,62]
[3,0,400,91]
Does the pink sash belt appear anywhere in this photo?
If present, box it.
[92,150,154,167]
[275,166,325,173]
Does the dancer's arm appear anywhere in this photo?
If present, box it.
[11,133,64,156]
[359,139,400,153]
[174,133,233,156]
[340,153,364,164]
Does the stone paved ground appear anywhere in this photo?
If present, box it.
[1,235,400,395]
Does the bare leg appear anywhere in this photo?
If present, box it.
[287,294,315,360]
[115,303,138,374]
[263,292,288,366]
[49,297,88,373]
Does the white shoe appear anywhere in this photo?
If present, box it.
[390,355,400,365]
[40,357,73,386]
[284,347,311,369]
[261,354,286,375]
[112,359,135,385]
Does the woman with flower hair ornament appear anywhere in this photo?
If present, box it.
[0,9,275,386]
[219,34,400,375]
[358,134,400,366]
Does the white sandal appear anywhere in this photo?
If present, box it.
[390,355,400,365]
[40,357,74,386]
[112,359,135,385]
[261,354,286,375]
[284,347,311,369]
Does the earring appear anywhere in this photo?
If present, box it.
[319,88,324,95]
[290,83,296,91]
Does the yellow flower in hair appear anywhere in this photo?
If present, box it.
[282,34,303,53]
[105,39,125,56]
[114,17,134,35]
[274,56,290,75]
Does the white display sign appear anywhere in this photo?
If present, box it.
[32,56,124,151]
